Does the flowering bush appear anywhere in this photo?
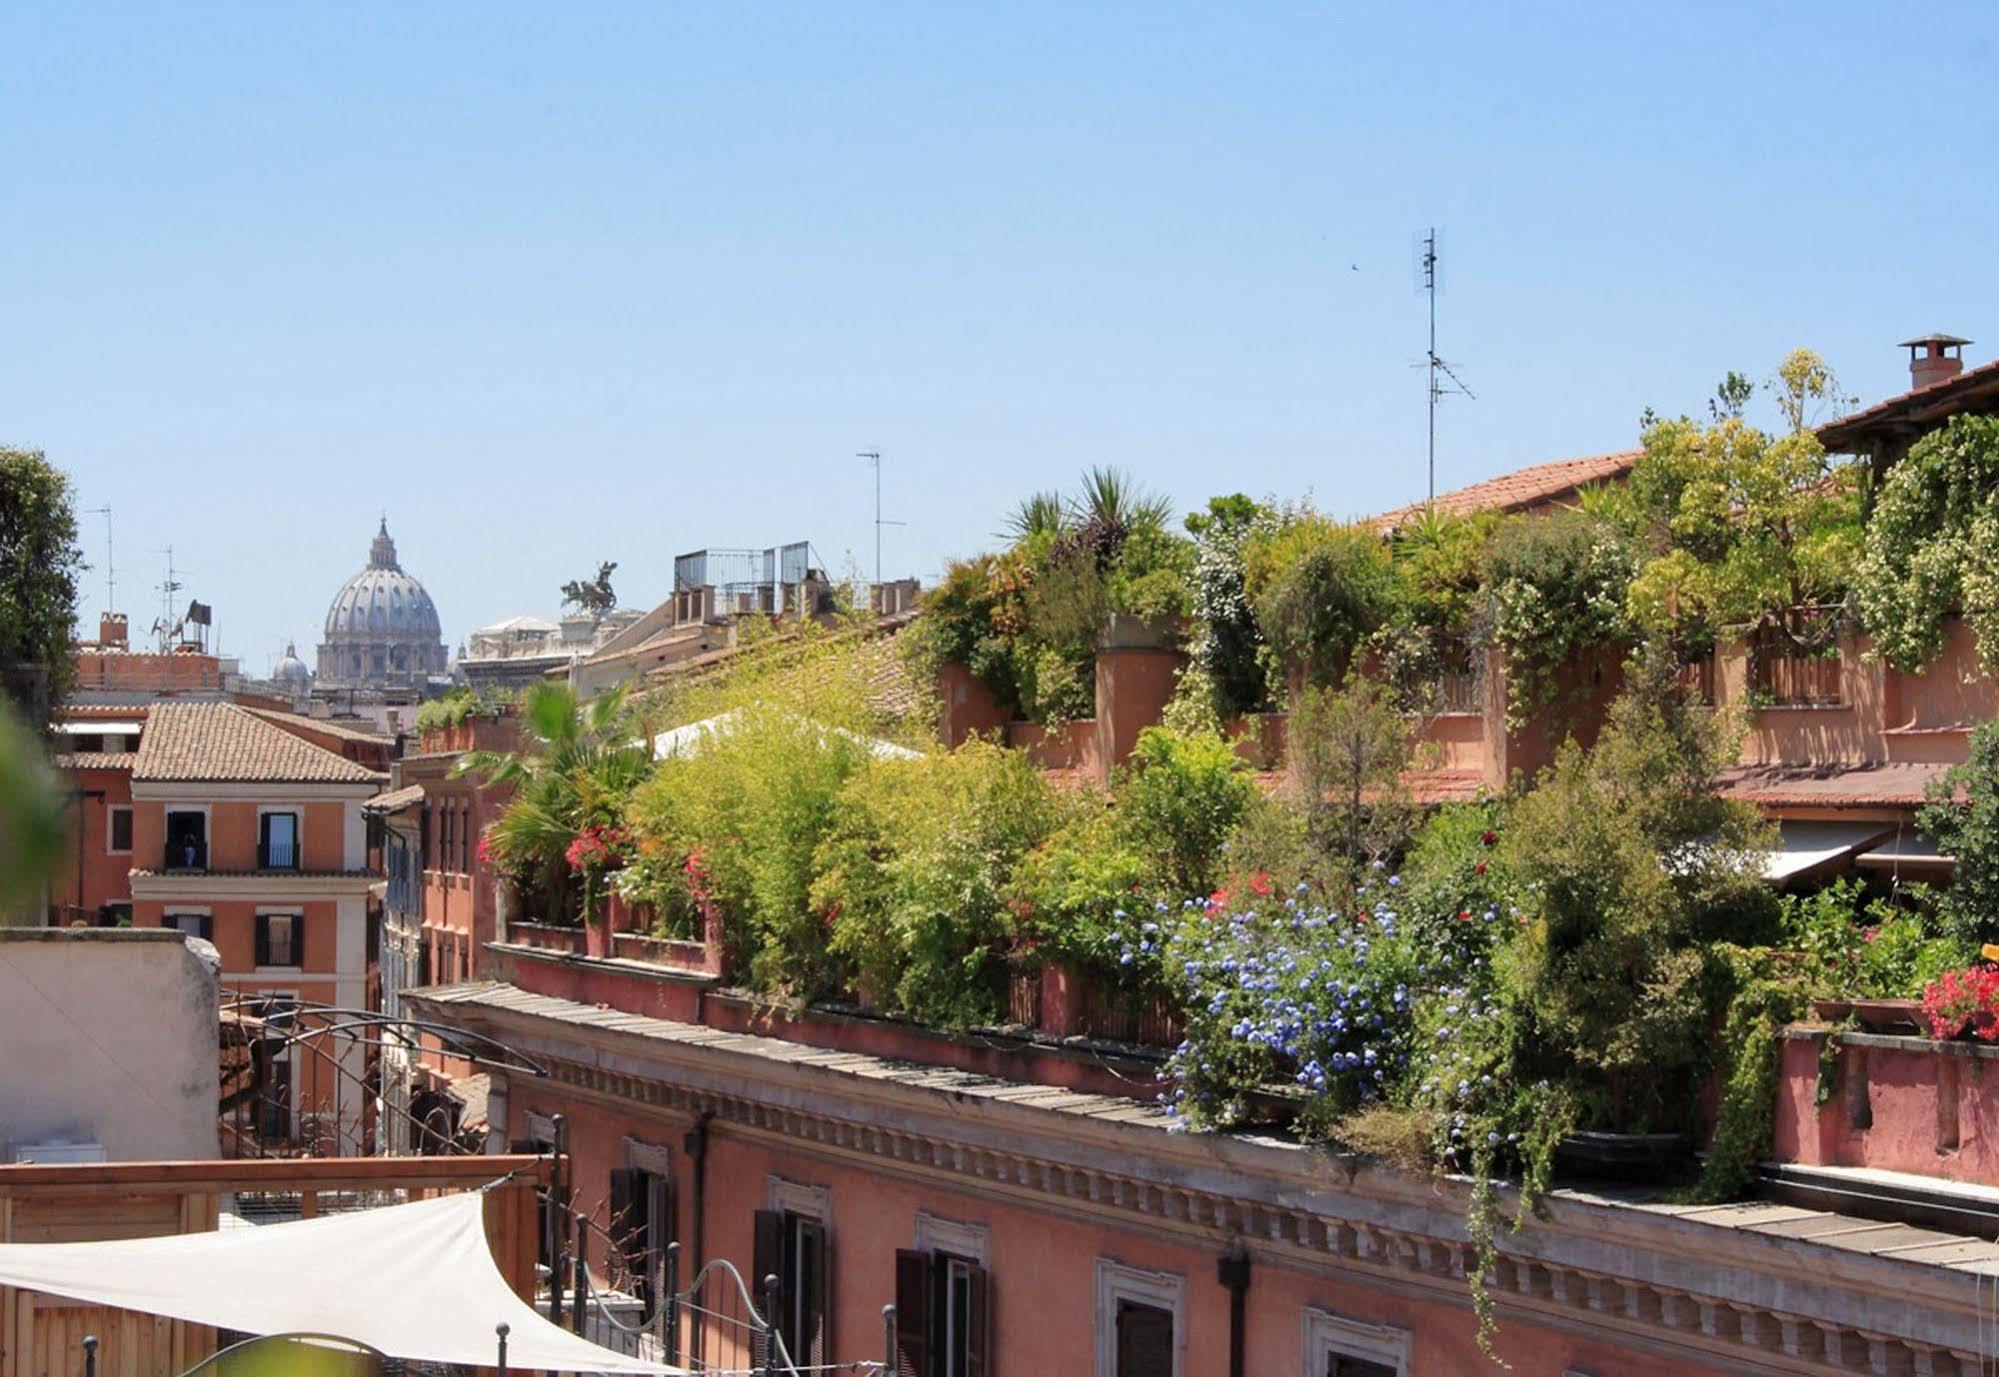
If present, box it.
[564,824,629,873]
[1921,965,1999,1041]
[1164,876,1435,1138]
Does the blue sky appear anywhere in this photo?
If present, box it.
[5,4,1996,672]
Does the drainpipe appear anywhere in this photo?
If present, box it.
[684,1112,712,1355]
[1217,1241,1251,1377]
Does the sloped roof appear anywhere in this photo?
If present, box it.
[1818,357,1999,453]
[134,701,385,785]
[1375,449,1640,531]
[53,752,138,772]
[364,783,428,814]
[242,706,395,748]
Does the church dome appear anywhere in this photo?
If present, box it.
[315,520,448,691]
[274,641,311,685]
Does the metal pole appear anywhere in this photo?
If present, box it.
[761,1272,782,1377]
[82,1335,98,1377]
[882,1303,897,1375]
[1426,226,1437,509]
[663,1241,681,1364]
[494,1323,509,1377]
[549,1114,569,1326]
[571,1212,589,1336]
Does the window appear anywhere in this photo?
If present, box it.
[895,1230,990,1377]
[260,812,300,870]
[754,1181,830,1368]
[1094,1259,1183,1377]
[1302,1308,1409,1377]
[98,902,132,928]
[440,807,454,873]
[107,806,132,854]
[165,810,207,870]
[610,1143,675,1304]
[165,912,213,942]
[256,912,304,968]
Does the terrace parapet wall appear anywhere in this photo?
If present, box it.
[1776,1025,1999,1187]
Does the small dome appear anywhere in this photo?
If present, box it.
[274,641,311,685]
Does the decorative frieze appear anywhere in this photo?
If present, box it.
[512,1044,1984,1376]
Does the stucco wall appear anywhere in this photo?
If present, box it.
[0,929,219,1162]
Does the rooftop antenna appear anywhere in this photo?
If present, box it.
[1416,227,1476,508]
[858,451,906,596]
[84,506,113,613]
[155,546,183,652]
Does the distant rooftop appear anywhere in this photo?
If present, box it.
[1374,449,1640,531]
[134,701,384,786]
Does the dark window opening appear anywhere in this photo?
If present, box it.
[610,1165,676,1305]
[108,807,133,853]
[753,1208,829,1368]
[165,912,212,941]
[1115,1300,1172,1377]
[165,811,207,870]
[1326,1355,1397,1377]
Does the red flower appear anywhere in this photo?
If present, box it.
[1248,871,1273,897]
[1481,830,1498,847]
[1474,861,1487,875]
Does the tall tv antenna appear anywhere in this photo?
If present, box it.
[156,546,183,651]
[1417,227,1476,507]
[857,450,905,594]
[85,506,114,613]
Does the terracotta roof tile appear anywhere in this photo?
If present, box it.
[243,706,396,747]
[1719,762,1946,809]
[53,752,138,771]
[1375,449,1640,531]
[133,701,385,785]
[365,783,428,814]
[1818,358,1999,451]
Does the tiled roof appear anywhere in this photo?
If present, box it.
[243,706,396,748]
[133,701,385,785]
[1818,357,1999,452]
[364,783,427,814]
[52,752,138,771]
[1375,449,1640,531]
[1719,762,1946,809]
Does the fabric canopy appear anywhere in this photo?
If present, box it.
[0,1190,683,1375]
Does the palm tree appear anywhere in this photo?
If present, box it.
[1071,465,1171,535]
[1000,490,1068,544]
[456,682,654,928]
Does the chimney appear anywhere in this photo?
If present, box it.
[98,612,128,649]
[1902,333,1970,391]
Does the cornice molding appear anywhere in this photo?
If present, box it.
[420,994,1991,1376]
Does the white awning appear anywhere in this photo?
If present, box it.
[1856,832,1954,869]
[53,720,144,735]
[1764,821,1896,882]
[0,1190,682,1374]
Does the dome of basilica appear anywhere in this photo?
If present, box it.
[315,520,449,692]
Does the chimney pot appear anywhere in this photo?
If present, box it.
[1901,333,1971,391]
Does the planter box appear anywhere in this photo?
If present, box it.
[1554,1132,1695,1183]
[610,931,720,975]
[507,920,587,954]
[1775,1025,1999,1187]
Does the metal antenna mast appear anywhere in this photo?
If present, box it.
[857,451,905,596]
[157,547,182,652]
[1418,227,1475,508]
[85,507,113,613]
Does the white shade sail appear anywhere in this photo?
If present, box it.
[0,1190,683,1375]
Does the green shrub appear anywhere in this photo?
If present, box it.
[814,740,1059,1026]
[1014,803,1152,977]
[1780,880,1971,999]
[1482,509,1635,730]
[1243,514,1398,691]
[1919,717,1999,944]
[1858,415,1999,672]
[1116,726,1253,901]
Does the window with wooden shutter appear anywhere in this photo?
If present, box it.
[961,1261,988,1377]
[791,1216,829,1369]
[257,913,302,968]
[752,1209,784,1370]
[1115,1301,1173,1377]
[894,1249,931,1377]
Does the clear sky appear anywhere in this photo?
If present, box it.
[5,4,1997,672]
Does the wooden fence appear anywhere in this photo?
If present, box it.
[0,1155,548,1377]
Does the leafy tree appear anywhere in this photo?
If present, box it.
[1500,651,1775,1130]
[0,448,84,713]
[1116,726,1253,900]
[1617,352,1864,655]
[1243,513,1398,692]
[1858,415,1999,672]
[1183,495,1272,716]
[1000,491,1068,543]
[1286,673,1414,879]
[1918,717,1999,944]
[0,705,64,920]
[1481,508,1635,729]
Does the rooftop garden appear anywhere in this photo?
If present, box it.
[459,355,1999,1356]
